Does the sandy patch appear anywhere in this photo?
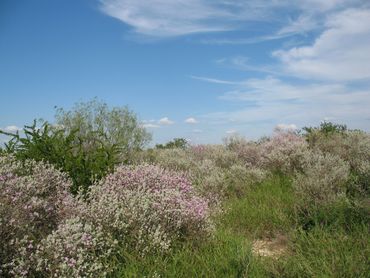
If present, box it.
[252,234,288,258]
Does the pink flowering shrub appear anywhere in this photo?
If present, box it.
[81,164,212,255]
[224,135,263,167]
[0,154,74,276]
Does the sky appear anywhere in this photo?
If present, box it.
[1,0,370,144]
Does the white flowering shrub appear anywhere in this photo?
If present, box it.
[0,154,75,276]
[307,131,370,196]
[33,217,117,278]
[190,159,226,203]
[260,131,309,174]
[225,164,268,197]
[152,148,197,171]
[293,151,350,209]
[197,145,239,169]
[82,164,212,255]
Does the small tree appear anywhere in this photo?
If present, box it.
[55,99,151,161]
[156,138,188,149]
[0,100,152,193]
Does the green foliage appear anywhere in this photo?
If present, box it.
[155,138,188,149]
[303,121,347,136]
[1,100,152,193]
[0,120,119,194]
[55,99,151,160]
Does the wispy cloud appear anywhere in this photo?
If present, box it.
[2,125,21,133]
[197,74,370,131]
[100,0,365,39]
[273,8,370,82]
[191,75,240,85]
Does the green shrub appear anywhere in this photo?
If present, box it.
[55,99,151,161]
[0,121,119,194]
[155,138,188,149]
[1,100,151,193]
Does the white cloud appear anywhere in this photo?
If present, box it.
[158,117,175,125]
[2,125,21,133]
[226,129,237,134]
[276,14,319,36]
[275,124,297,132]
[142,123,160,128]
[100,0,232,37]
[100,0,365,37]
[191,75,238,85]
[185,117,199,124]
[273,9,370,81]
[200,76,370,132]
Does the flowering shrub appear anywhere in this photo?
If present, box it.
[33,217,117,278]
[260,131,309,174]
[225,164,268,197]
[224,135,262,167]
[199,145,239,169]
[191,159,226,203]
[152,148,197,171]
[0,155,74,276]
[293,151,350,209]
[306,130,370,196]
[81,164,212,255]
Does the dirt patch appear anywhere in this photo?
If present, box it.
[252,234,288,258]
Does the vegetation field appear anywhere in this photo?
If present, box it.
[1,100,369,277]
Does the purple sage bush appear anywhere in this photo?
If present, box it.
[80,164,213,255]
[0,154,75,276]
[33,217,117,278]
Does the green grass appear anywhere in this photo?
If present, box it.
[113,230,251,277]
[220,175,295,238]
[111,175,370,277]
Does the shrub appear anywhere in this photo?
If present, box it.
[0,155,74,276]
[33,217,117,278]
[1,121,119,194]
[225,164,268,197]
[81,164,212,255]
[305,130,370,196]
[191,159,226,203]
[260,131,309,174]
[293,151,350,211]
[151,148,197,172]
[224,135,262,167]
[156,138,188,149]
[194,145,239,169]
[55,99,151,160]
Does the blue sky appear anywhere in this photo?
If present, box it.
[1,0,370,144]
